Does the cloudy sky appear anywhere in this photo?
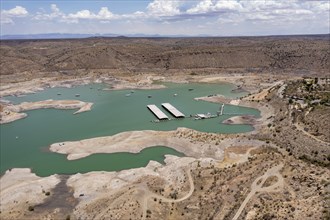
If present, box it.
[1,0,329,36]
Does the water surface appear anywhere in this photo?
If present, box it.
[1,82,259,176]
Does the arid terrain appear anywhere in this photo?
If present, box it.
[0,36,329,220]
[1,35,329,82]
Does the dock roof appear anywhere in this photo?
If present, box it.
[147,105,168,120]
[161,103,185,118]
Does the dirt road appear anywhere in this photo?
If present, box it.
[232,163,284,220]
[141,168,194,220]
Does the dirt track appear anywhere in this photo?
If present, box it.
[232,164,284,220]
[140,167,194,220]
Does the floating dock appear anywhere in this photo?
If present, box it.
[147,105,169,120]
[161,103,185,118]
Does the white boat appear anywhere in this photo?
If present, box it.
[194,113,212,120]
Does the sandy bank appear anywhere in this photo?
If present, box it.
[243,80,284,101]
[0,168,60,219]
[194,94,232,104]
[222,115,257,125]
[50,127,271,162]
[0,100,93,124]
[50,128,225,161]
[0,77,95,98]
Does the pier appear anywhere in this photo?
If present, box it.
[147,105,169,120]
[220,104,224,115]
[161,103,185,118]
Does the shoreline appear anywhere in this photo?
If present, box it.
[49,127,270,161]
[0,99,93,124]
[50,128,226,161]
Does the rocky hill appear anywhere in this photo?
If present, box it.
[1,35,329,76]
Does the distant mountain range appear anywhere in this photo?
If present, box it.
[0,33,192,40]
[0,33,329,40]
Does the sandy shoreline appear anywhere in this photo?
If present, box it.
[50,128,225,161]
[0,100,93,124]
[49,127,270,162]
[0,168,60,218]
[222,115,257,125]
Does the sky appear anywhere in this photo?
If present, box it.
[0,0,329,36]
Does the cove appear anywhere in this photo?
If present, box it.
[1,82,260,176]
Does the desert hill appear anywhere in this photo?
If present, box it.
[1,36,329,76]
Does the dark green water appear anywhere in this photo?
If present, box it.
[0,82,259,176]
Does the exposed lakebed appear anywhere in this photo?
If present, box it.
[1,82,259,176]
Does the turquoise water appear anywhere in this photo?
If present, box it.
[0,82,259,176]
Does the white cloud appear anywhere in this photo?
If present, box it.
[2,6,28,17]
[1,0,329,35]
[184,0,326,23]
[98,7,114,19]
[33,5,116,23]
[1,6,28,24]
[51,4,60,13]
[66,7,116,20]
[214,0,242,11]
[187,0,213,14]
[147,0,181,16]
[67,10,95,19]
[0,15,14,24]
[187,0,242,14]
[34,4,63,20]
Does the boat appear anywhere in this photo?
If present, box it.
[75,94,80,97]
[125,93,131,97]
[173,93,178,97]
[148,95,152,98]
[188,88,194,91]
[57,93,61,95]
[194,113,212,120]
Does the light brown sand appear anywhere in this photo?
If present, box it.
[0,168,60,218]
[0,100,93,124]
[50,128,225,161]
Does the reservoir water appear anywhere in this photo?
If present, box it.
[1,82,260,176]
